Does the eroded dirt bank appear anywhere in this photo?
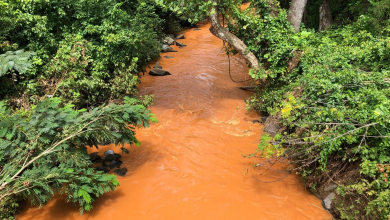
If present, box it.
[18,22,330,220]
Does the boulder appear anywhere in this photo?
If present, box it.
[114,168,128,176]
[164,56,175,59]
[102,161,109,168]
[154,62,162,69]
[193,28,201,31]
[110,160,123,169]
[164,37,175,46]
[322,192,336,211]
[94,158,103,164]
[105,154,116,162]
[161,44,177,52]
[104,150,114,156]
[176,34,185,39]
[149,68,171,76]
[175,41,186,47]
[95,166,109,173]
[114,153,122,160]
[89,152,100,162]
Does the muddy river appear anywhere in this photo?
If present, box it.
[18,19,330,220]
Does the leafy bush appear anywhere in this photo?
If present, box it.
[0,97,155,216]
[0,0,181,108]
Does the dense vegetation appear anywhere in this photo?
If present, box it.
[0,0,178,218]
[1,0,390,219]
[0,0,182,108]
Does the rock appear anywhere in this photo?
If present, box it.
[261,116,268,123]
[324,183,337,192]
[89,152,100,162]
[102,161,109,168]
[164,37,175,46]
[95,166,109,173]
[322,192,336,211]
[252,120,261,124]
[110,160,123,169]
[94,158,103,164]
[154,62,162,69]
[161,44,177,52]
[164,56,175,59]
[114,153,122,160]
[105,154,116,162]
[149,68,171,76]
[114,168,128,176]
[175,41,186,47]
[193,28,201,31]
[176,34,185,39]
[104,150,114,156]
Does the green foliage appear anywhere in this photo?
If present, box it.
[0,97,153,215]
[0,50,35,77]
[0,0,181,108]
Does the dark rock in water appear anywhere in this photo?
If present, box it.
[175,41,186,47]
[161,44,177,52]
[154,62,162,69]
[193,28,201,31]
[252,120,261,124]
[89,152,100,162]
[105,154,116,162]
[102,161,109,168]
[164,56,175,59]
[176,34,185,39]
[110,160,123,169]
[113,153,122,160]
[114,168,128,176]
[322,192,336,211]
[95,166,109,173]
[94,158,103,164]
[149,68,171,76]
[104,150,114,156]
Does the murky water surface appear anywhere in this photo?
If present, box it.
[18,20,330,220]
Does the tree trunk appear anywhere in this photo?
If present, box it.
[209,6,260,70]
[318,0,333,32]
[288,0,308,33]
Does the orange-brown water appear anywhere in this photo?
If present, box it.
[18,22,330,220]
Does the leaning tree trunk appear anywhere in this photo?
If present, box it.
[318,0,333,32]
[209,5,260,70]
[288,0,308,33]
